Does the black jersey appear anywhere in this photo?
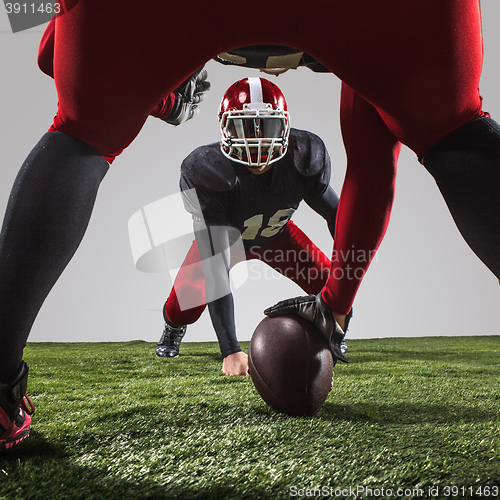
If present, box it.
[180,128,331,248]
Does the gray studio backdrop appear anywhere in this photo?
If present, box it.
[1,3,499,345]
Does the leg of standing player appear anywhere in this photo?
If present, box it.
[280,0,499,334]
[0,1,215,383]
[301,0,499,285]
[0,0,219,448]
[264,83,401,336]
[321,84,401,322]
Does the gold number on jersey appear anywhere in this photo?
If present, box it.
[242,208,295,240]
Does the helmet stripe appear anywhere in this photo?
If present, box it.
[248,78,263,104]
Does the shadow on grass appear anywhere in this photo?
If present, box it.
[182,352,221,361]
[29,392,495,431]
[318,400,499,425]
[0,432,278,500]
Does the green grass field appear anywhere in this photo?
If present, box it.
[1,337,499,500]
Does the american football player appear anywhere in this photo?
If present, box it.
[156,77,347,376]
[2,0,499,450]
[0,17,213,452]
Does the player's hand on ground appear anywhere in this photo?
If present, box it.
[164,67,211,125]
[222,352,249,376]
[264,293,348,363]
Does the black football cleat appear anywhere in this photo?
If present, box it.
[338,308,352,356]
[340,340,348,354]
[156,322,187,358]
[339,308,352,355]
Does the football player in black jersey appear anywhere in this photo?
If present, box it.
[156,77,343,376]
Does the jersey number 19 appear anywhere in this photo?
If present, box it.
[241,208,295,240]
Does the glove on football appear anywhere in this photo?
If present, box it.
[164,67,211,126]
[264,292,349,363]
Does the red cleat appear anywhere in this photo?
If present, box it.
[0,362,35,452]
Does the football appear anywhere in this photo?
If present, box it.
[248,314,334,417]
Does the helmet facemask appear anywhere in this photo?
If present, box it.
[220,103,290,169]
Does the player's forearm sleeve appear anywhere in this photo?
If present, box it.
[305,185,339,239]
[193,221,241,358]
[207,295,242,358]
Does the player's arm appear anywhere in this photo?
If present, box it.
[192,220,248,376]
[37,19,209,126]
[304,185,339,240]
[150,68,211,125]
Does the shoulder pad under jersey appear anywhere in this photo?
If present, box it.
[213,45,330,73]
[287,128,331,178]
[180,143,237,192]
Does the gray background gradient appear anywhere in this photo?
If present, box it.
[1,2,499,346]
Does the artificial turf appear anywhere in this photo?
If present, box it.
[1,337,499,499]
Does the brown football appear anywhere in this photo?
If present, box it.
[248,314,334,417]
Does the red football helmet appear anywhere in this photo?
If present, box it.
[218,77,290,169]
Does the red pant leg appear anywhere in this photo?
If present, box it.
[248,222,331,295]
[321,84,401,314]
[163,240,206,326]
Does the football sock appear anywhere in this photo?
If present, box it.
[420,117,500,279]
[0,132,109,381]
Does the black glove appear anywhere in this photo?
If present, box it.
[164,67,211,126]
[264,292,349,363]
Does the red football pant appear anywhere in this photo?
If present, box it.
[50,0,482,159]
